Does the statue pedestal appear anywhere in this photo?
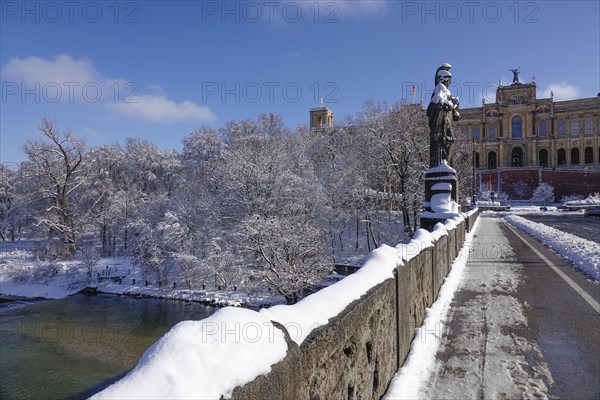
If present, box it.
[420,161,460,231]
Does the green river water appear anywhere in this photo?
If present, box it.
[0,293,217,399]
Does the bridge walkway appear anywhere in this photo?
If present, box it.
[423,214,600,399]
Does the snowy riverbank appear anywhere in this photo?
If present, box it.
[2,207,597,307]
[0,252,285,308]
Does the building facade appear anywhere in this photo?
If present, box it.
[456,80,600,200]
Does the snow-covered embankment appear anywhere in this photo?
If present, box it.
[505,214,600,281]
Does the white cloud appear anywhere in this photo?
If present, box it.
[333,0,389,15]
[539,82,581,100]
[146,84,167,96]
[2,54,98,85]
[108,94,216,123]
[2,54,216,123]
[282,0,388,18]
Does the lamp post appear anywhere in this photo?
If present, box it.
[497,164,501,196]
[472,149,477,207]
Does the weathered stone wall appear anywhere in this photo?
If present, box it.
[432,232,448,295]
[231,210,478,400]
[300,278,398,400]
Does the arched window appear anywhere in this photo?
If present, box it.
[511,116,522,139]
[539,149,548,168]
[584,116,593,135]
[511,147,523,167]
[557,119,566,136]
[488,124,496,141]
[488,151,497,170]
[538,120,547,137]
[584,147,594,164]
[570,118,579,135]
[472,126,480,141]
[571,148,580,164]
[558,149,566,165]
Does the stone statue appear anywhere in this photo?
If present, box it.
[510,67,520,84]
[426,64,460,167]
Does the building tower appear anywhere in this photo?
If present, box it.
[310,100,334,130]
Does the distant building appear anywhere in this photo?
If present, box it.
[456,79,600,201]
[308,77,600,201]
[309,106,334,131]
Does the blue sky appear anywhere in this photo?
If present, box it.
[1,0,599,163]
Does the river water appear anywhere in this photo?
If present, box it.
[0,293,217,399]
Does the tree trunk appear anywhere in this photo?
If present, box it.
[102,224,107,254]
[366,215,371,252]
[355,217,360,250]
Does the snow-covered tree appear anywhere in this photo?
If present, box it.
[355,100,428,235]
[9,103,480,298]
[0,163,28,241]
[204,118,331,303]
[86,145,129,255]
[531,183,555,205]
[21,118,88,256]
[304,122,369,257]
[452,124,476,204]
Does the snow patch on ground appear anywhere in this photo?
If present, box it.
[0,250,86,298]
[0,279,77,299]
[505,214,600,281]
[563,195,600,206]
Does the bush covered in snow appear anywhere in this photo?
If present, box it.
[31,263,60,284]
[1,251,32,283]
[65,265,90,290]
[563,193,600,205]
[560,194,584,203]
[8,264,31,284]
[0,247,91,290]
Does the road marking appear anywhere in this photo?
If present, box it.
[504,221,600,314]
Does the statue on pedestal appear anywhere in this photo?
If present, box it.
[420,64,461,231]
[426,64,460,168]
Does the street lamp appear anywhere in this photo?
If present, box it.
[472,149,477,207]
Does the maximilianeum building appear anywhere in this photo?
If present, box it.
[456,80,600,201]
